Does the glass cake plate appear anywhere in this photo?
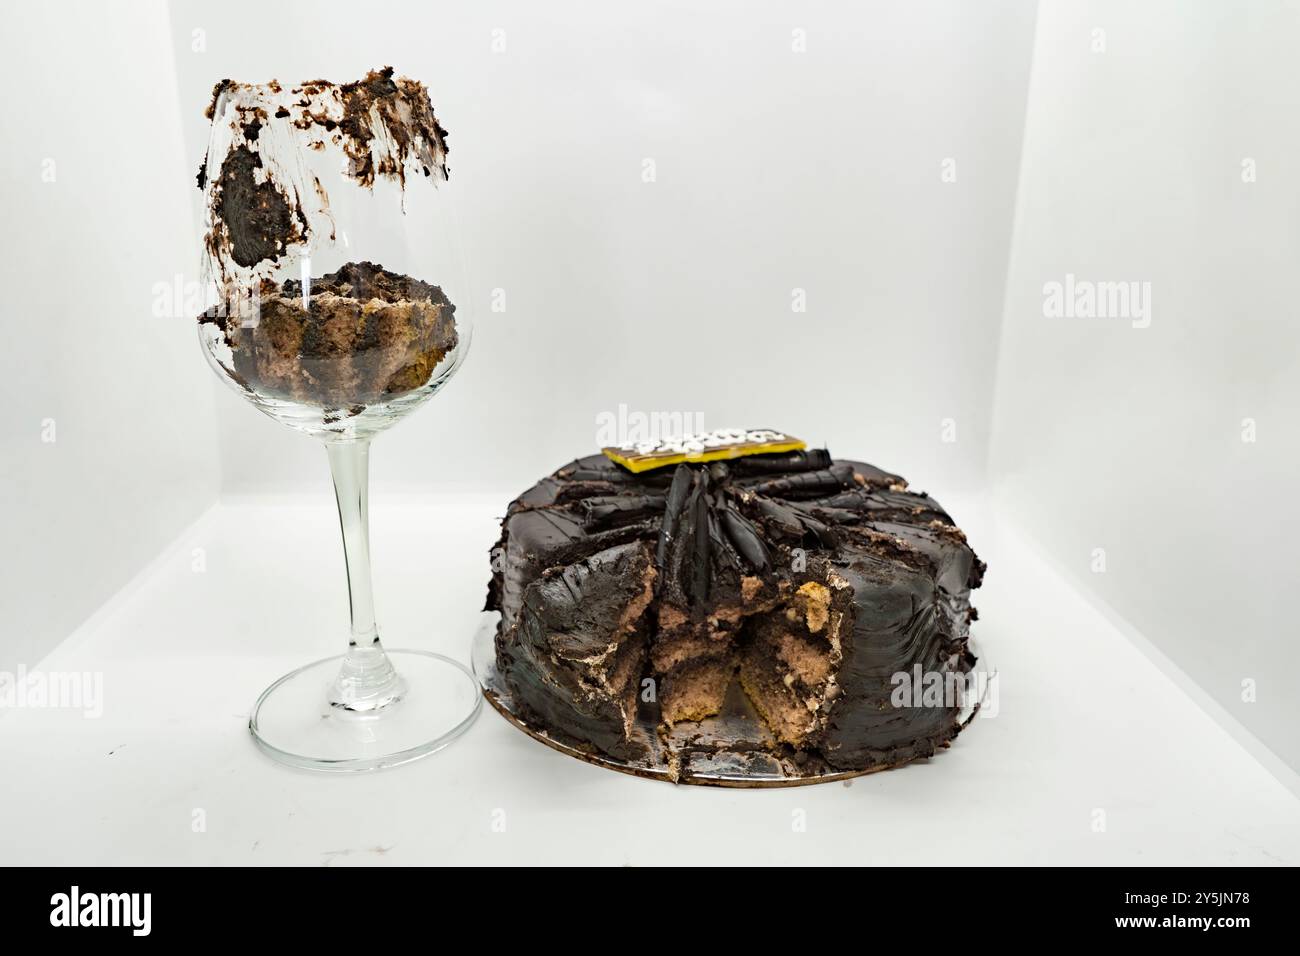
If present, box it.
[472,611,997,788]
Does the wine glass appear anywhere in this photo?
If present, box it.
[196,69,481,771]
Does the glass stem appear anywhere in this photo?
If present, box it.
[325,438,405,712]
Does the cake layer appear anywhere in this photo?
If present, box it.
[200,261,458,407]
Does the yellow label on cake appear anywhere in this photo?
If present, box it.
[602,429,806,473]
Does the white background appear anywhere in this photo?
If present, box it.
[992,0,1300,773]
[1,0,1298,864]
[168,0,1034,497]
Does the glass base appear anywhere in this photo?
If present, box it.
[250,649,481,772]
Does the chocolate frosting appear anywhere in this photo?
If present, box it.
[198,67,449,293]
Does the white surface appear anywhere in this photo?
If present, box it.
[0,0,220,673]
[4,0,1299,864]
[989,0,1300,771]
[1,492,1296,866]
[166,0,1036,494]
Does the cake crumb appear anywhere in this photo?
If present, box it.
[795,581,831,633]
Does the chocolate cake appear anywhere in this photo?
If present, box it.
[200,261,458,407]
[487,442,986,780]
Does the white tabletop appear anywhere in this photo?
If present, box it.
[3,492,1297,866]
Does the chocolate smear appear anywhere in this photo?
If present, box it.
[212,145,301,269]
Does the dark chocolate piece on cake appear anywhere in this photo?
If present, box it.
[487,447,985,776]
